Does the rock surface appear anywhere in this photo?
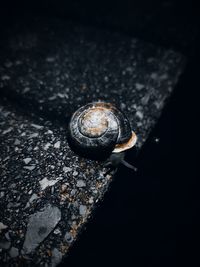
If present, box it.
[22,205,61,255]
[0,16,185,266]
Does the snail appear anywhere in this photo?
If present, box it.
[68,102,137,170]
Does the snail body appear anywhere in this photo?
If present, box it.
[68,102,137,159]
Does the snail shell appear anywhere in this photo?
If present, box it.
[68,102,137,159]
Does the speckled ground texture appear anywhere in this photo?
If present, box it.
[0,17,185,266]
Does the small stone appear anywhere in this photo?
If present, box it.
[28,133,39,139]
[45,130,53,135]
[57,93,65,98]
[0,192,5,198]
[2,127,13,135]
[48,95,57,100]
[51,248,62,267]
[23,87,30,93]
[76,180,86,188]
[79,205,87,216]
[23,165,35,171]
[9,183,16,189]
[0,240,10,250]
[141,94,150,105]
[61,184,67,193]
[22,205,61,254]
[120,103,126,110]
[1,75,10,81]
[5,232,10,241]
[135,83,144,90]
[70,189,76,196]
[150,73,158,79]
[9,247,19,258]
[29,193,38,203]
[31,123,43,129]
[39,178,58,190]
[14,139,20,145]
[51,187,55,194]
[73,171,79,177]
[46,57,55,62]
[63,166,72,173]
[136,111,144,120]
[53,228,61,235]
[54,141,61,149]
[104,76,109,82]
[160,73,168,80]
[23,158,32,164]
[88,197,94,204]
[154,101,163,109]
[0,222,8,232]
[15,60,22,65]
[64,232,73,243]
[44,143,51,150]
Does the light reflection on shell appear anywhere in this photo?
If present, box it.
[68,102,137,159]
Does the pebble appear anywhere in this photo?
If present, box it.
[0,192,5,198]
[76,180,86,188]
[5,232,10,241]
[45,130,53,135]
[23,158,32,164]
[51,248,62,267]
[150,72,158,79]
[28,133,39,139]
[0,240,11,250]
[0,222,8,232]
[9,247,19,258]
[73,171,78,177]
[53,229,61,235]
[79,205,87,216]
[136,110,144,120]
[88,197,94,204]
[2,127,13,135]
[29,193,38,203]
[44,143,51,150]
[63,166,72,173]
[22,205,61,254]
[1,75,10,81]
[46,57,55,63]
[14,139,20,145]
[135,83,144,90]
[23,165,35,171]
[39,178,58,190]
[23,87,30,93]
[64,232,73,243]
[120,103,126,110]
[141,94,150,105]
[70,189,76,196]
[54,141,61,149]
[31,123,43,130]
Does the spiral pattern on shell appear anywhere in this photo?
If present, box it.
[68,102,136,159]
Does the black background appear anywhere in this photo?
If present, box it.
[1,1,199,266]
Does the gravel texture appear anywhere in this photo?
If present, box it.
[0,16,185,266]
